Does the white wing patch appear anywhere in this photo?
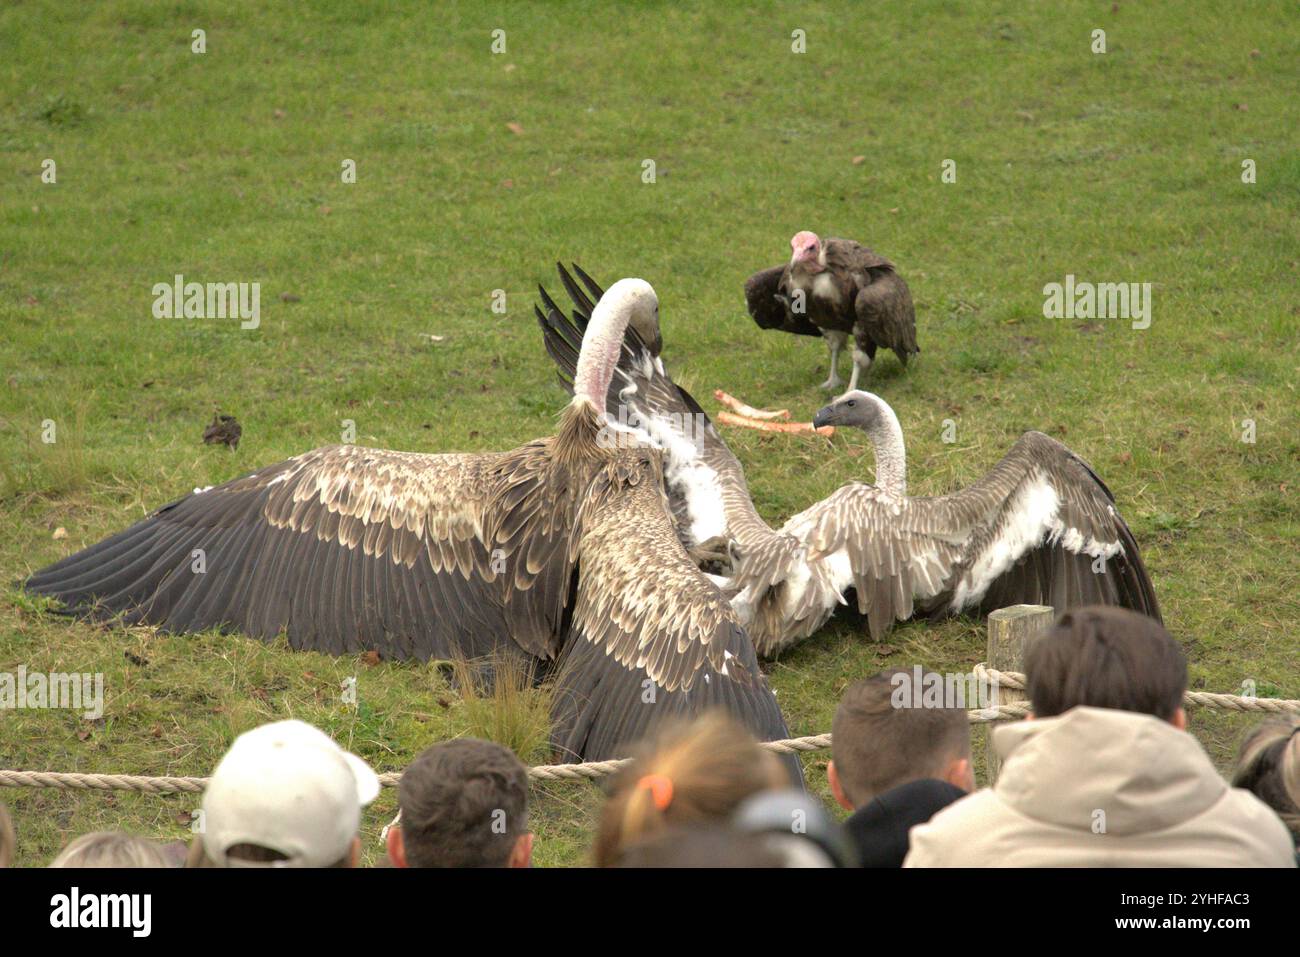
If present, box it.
[605,384,726,545]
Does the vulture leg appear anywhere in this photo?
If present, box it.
[820,330,848,390]
[846,341,877,392]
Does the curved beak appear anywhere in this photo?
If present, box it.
[812,406,834,430]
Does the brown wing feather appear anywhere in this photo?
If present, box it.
[745,263,821,337]
[797,432,1160,639]
[549,450,790,763]
[27,441,586,662]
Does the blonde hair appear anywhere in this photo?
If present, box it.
[50,831,169,868]
[0,804,14,868]
[592,713,790,867]
[1232,718,1300,841]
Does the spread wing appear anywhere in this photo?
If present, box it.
[26,443,580,661]
[744,264,821,336]
[799,432,1160,638]
[548,452,792,768]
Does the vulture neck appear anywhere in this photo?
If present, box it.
[572,288,633,409]
[560,280,640,464]
[863,403,908,497]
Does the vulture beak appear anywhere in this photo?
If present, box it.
[812,405,835,430]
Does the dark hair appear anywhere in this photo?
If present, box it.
[831,670,970,805]
[1232,718,1300,841]
[398,738,529,868]
[1026,607,1186,720]
[183,837,352,868]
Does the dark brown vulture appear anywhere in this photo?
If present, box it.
[26,279,792,766]
[745,232,918,390]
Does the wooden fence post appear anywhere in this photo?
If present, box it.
[985,604,1055,784]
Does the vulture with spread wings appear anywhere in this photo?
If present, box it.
[745,391,1162,648]
[27,279,792,765]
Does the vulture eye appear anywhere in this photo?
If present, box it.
[846,400,856,408]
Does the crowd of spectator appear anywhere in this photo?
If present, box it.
[2,607,1296,868]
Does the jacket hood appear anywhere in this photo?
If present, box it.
[992,706,1226,836]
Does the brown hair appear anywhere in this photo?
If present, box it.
[1232,718,1300,842]
[592,713,791,867]
[0,803,13,868]
[183,837,353,868]
[50,832,169,868]
[832,670,970,806]
[1026,606,1186,720]
[398,738,529,868]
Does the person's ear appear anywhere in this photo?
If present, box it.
[509,832,534,868]
[1169,707,1187,731]
[827,761,855,811]
[386,826,407,868]
[944,757,975,793]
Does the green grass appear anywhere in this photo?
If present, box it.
[1,1,1296,867]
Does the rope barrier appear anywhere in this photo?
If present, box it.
[1,668,1295,794]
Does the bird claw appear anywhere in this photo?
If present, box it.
[819,376,845,391]
[689,536,737,574]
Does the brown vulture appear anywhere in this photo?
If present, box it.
[744,232,919,391]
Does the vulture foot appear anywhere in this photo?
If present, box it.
[688,535,736,575]
[819,373,845,391]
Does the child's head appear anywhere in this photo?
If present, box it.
[1026,607,1186,723]
[389,738,531,868]
[199,719,379,867]
[829,669,972,810]
[50,832,169,868]
[592,713,791,867]
[1232,718,1300,843]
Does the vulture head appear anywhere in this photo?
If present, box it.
[573,278,659,404]
[790,230,821,265]
[812,390,889,431]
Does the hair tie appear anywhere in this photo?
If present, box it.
[636,773,674,811]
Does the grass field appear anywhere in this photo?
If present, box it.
[1,1,1296,867]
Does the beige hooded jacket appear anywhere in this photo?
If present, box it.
[905,706,1296,867]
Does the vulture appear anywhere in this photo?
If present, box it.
[745,232,919,391]
[738,390,1162,651]
[25,279,792,766]
[535,264,811,655]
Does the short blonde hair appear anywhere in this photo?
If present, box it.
[50,831,169,868]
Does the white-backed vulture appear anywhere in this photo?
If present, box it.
[738,390,1162,651]
[745,232,919,390]
[27,279,792,764]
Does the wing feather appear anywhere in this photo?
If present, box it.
[27,443,581,662]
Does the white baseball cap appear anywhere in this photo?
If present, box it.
[202,719,381,867]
